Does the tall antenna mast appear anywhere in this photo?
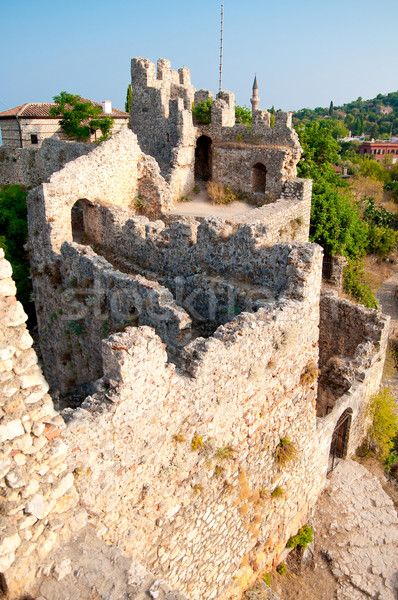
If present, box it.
[219,4,224,93]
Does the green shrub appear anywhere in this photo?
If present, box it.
[286,525,313,549]
[262,573,271,587]
[343,259,378,308]
[384,181,398,201]
[0,185,32,311]
[366,226,397,256]
[363,197,394,228]
[276,562,287,575]
[192,99,213,124]
[215,445,235,460]
[367,388,398,461]
[385,446,397,473]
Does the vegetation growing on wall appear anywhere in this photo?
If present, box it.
[0,185,32,312]
[192,99,213,124]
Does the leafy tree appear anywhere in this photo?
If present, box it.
[366,226,397,256]
[0,185,32,311]
[296,122,340,171]
[297,122,368,259]
[368,123,379,140]
[50,92,114,142]
[235,104,252,127]
[125,84,132,113]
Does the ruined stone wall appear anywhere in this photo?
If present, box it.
[1,242,389,600]
[0,249,82,596]
[27,129,173,261]
[32,242,192,392]
[62,240,324,600]
[42,189,311,283]
[317,292,389,422]
[319,293,388,368]
[0,139,93,188]
[0,249,189,600]
[211,146,298,201]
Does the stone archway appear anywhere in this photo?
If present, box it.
[328,408,353,473]
[194,135,212,180]
[71,198,101,244]
[252,163,267,193]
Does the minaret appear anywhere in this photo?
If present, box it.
[250,75,260,113]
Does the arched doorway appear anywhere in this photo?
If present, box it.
[252,163,267,193]
[194,135,212,180]
[328,408,353,473]
[71,198,99,244]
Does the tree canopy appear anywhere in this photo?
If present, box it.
[294,89,398,138]
[50,92,114,142]
[0,185,32,311]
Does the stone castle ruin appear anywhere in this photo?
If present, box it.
[0,58,390,599]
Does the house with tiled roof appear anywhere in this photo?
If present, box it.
[0,100,129,148]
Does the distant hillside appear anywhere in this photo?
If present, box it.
[293,91,398,138]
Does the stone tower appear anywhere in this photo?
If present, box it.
[250,74,260,113]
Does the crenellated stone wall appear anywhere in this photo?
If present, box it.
[61,241,324,600]
[1,59,390,600]
[130,57,302,201]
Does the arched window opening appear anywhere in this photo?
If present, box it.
[328,408,353,473]
[194,135,212,181]
[252,163,267,193]
[71,198,97,244]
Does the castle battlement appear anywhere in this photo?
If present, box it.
[0,55,391,600]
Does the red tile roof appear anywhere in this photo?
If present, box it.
[0,101,128,119]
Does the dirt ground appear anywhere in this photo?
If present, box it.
[170,183,256,219]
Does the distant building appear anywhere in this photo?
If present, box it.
[0,100,129,148]
[359,140,398,161]
[375,105,393,116]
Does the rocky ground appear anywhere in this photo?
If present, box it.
[265,459,398,600]
[26,526,187,600]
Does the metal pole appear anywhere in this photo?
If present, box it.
[219,4,224,93]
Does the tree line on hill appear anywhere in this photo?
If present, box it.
[294,91,398,139]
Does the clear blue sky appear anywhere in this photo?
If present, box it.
[1,0,397,113]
